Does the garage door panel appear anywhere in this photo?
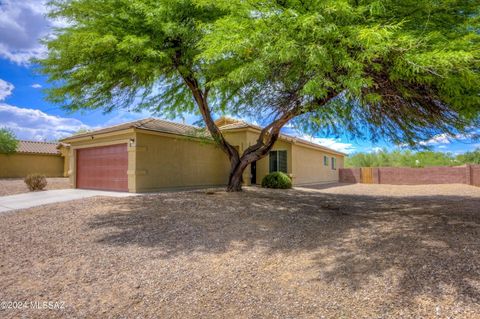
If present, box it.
[76,144,128,191]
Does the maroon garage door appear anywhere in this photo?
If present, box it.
[76,144,128,191]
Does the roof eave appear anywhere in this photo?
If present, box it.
[61,128,136,143]
[15,151,60,155]
[134,127,214,141]
[221,126,346,156]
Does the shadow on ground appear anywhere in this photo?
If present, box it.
[294,182,353,190]
[88,187,480,309]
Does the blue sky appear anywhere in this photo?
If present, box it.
[0,0,478,155]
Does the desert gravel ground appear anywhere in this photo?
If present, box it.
[0,178,71,196]
[0,184,479,318]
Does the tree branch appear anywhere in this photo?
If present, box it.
[242,91,339,162]
[180,73,240,162]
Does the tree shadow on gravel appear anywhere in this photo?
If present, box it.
[294,182,353,191]
[88,188,480,308]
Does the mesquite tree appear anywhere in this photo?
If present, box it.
[39,0,479,191]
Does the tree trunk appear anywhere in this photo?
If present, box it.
[226,159,248,192]
[225,130,286,192]
[227,169,243,192]
[225,146,272,192]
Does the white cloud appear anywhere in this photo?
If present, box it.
[437,145,448,149]
[419,132,473,146]
[31,83,42,88]
[298,134,355,154]
[0,103,91,141]
[102,109,154,127]
[0,0,54,64]
[0,79,14,101]
[419,133,451,146]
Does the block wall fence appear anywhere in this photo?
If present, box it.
[339,165,480,187]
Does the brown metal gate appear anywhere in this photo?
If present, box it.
[76,144,128,191]
[360,167,374,184]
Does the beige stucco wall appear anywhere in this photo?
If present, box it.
[0,153,64,178]
[224,129,342,186]
[134,131,230,192]
[58,146,70,177]
[65,131,136,191]
[291,144,344,185]
[62,126,345,192]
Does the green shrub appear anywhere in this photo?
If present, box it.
[261,172,292,189]
[0,128,18,154]
[24,174,48,191]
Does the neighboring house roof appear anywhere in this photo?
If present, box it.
[62,117,346,156]
[16,140,60,155]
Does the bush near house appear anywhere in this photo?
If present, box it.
[24,174,48,191]
[261,172,292,189]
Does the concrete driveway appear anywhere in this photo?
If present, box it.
[0,189,136,213]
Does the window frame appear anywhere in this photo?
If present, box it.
[269,150,288,173]
[323,155,329,166]
[331,157,337,170]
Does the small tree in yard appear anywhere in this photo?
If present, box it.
[38,0,480,191]
[0,128,18,154]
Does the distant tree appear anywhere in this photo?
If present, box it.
[38,0,480,191]
[457,148,480,164]
[345,149,456,167]
[414,151,456,167]
[0,128,18,154]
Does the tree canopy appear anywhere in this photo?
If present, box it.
[0,128,18,154]
[38,0,480,190]
[198,0,480,144]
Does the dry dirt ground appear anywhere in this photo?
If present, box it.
[0,178,71,196]
[0,183,479,318]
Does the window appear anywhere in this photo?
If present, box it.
[331,157,337,170]
[323,155,328,166]
[269,150,287,173]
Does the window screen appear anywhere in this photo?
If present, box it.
[269,150,287,173]
[331,157,337,170]
[323,155,328,166]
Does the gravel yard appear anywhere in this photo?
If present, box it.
[0,184,479,318]
[0,178,70,196]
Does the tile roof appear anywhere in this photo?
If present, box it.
[217,120,347,156]
[62,117,345,155]
[216,121,252,130]
[65,118,205,140]
[16,140,60,155]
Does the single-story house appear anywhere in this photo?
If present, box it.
[60,117,345,192]
[0,140,68,178]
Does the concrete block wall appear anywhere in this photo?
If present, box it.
[339,165,480,186]
[377,166,467,185]
[469,165,480,187]
[339,168,361,183]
